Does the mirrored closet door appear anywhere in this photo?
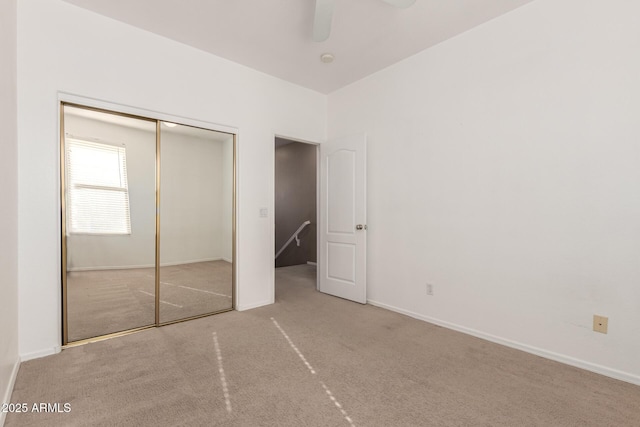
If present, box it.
[61,103,235,345]
[159,123,234,323]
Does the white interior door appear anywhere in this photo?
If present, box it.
[319,133,367,303]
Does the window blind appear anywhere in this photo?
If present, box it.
[66,138,132,234]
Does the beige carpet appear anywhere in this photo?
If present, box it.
[67,260,233,342]
[8,264,640,426]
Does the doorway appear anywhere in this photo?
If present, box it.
[274,137,318,294]
[274,133,367,304]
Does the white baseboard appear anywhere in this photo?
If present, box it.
[1,358,20,427]
[68,263,155,272]
[221,258,232,263]
[19,346,60,363]
[367,299,640,387]
[68,258,224,272]
[307,261,317,266]
[159,258,223,268]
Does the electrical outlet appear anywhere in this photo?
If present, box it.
[593,315,608,334]
[426,283,434,296]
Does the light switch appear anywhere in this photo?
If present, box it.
[259,208,268,218]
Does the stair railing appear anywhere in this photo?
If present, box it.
[275,220,311,259]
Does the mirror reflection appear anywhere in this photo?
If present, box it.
[62,105,235,344]
[64,105,156,342]
[159,123,234,323]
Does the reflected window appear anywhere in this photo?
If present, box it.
[66,138,131,234]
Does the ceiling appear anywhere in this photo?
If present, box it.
[61,0,536,94]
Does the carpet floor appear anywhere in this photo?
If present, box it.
[67,260,233,342]
[7,264,640,426]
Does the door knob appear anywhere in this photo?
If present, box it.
[356,224,367,230]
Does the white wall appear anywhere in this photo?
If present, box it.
[17,0,326,358]
[328,0,640,384]
[160,130,226,265]
[0,0,19,416]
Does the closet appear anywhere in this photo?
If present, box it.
[61,103,235,345]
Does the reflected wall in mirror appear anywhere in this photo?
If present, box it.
[159,123,234,323]
[63,105,157,342]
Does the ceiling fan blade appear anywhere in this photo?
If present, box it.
[313,0,335,42]
[380,0,416,8]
